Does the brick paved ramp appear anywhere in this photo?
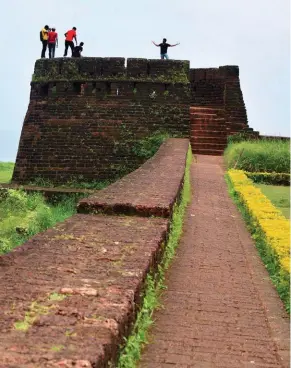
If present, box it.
[78,138,189,217]
[139,155,290,368]
[0,214,168,367]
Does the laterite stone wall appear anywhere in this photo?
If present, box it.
[12,58,191,183]
[12,57,253,184]
[189,65,250,134]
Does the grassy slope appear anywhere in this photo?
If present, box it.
[256,184,290,219]
[0,190,79,254]
[0,162,14,183]
[224,140,290,173]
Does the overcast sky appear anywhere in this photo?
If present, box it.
[0,0,289,161]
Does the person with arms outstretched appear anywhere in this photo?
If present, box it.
[64,27,77,57]
[48,28,58,58]
[40,25,49,58]
[152,38,180,60]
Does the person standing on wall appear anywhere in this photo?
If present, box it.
[64,27,77,57]
[152,38,180,60]
[72,42,84,57]
[48,28,58,58]
[40,25,49,58]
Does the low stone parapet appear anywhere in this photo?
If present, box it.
[78,138,189,217]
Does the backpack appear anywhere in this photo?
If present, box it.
[40,30,43,42]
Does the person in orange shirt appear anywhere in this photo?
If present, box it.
[63,27,77,57]
[48,28,58,58]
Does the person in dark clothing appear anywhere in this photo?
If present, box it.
[64,27,77,57]
[48,28,58,58]
[40,25,49,58]
[72,42,84,57]
[152,38,180,59]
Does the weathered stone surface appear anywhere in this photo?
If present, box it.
[77,138,189,217]
[0,214,168,367]
[12,57,255,184]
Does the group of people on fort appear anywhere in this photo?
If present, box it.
[40,26,84,59]
[40,25,180,60]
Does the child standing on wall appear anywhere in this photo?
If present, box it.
[64,27,77,57]
[48,28,58,58]
[152,38,180,59]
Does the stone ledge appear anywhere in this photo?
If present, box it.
[0,214,168,367]
[0,183,95,197]
[77,138,189,217]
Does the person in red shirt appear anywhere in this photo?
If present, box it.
[63,27,77,57]
[48,28,58,58]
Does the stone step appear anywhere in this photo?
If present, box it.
[191,129,227,137]
[190,136,227,144]
[191,124,226,131]
[190,117,225,123]
[190,113,218,118]
[190,107,224,114]
[191,142,227,150]
[192,148,224,156]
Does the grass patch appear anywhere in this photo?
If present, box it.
[117,147,192,368]
[255,184,290,219]
[0,162,14,183]
[14,301,51,332]
[49,293,67,302]
[226,172,290,313]
[224,140,290,173]
[29,176,111,190]
[0,189,78,254]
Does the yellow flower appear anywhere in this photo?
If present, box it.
[228,169,290,275]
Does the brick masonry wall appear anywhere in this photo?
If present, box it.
[12,58,254,184]
[189,65,250,134]
[12,58,191,183]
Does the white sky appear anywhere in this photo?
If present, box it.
[0,0,289,161]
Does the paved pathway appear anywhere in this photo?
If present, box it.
[139,155,290,368]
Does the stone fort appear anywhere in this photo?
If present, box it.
[12,57,258,183]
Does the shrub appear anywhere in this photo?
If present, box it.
[245,172,290,185]
[224,140,290,173]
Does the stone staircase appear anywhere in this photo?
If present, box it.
[190,107,227,155]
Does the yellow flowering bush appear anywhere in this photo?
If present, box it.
[228,169,290,274]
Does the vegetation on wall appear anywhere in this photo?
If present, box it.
[132,131,172,159]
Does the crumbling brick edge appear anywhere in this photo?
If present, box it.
[116,146,192,367]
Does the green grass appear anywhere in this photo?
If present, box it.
[117,147,192,368]
[224,140,290,173]
[0,189,79,254]
[255,184,290,219]
[0,162,14,183]
[225,174,290,313]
